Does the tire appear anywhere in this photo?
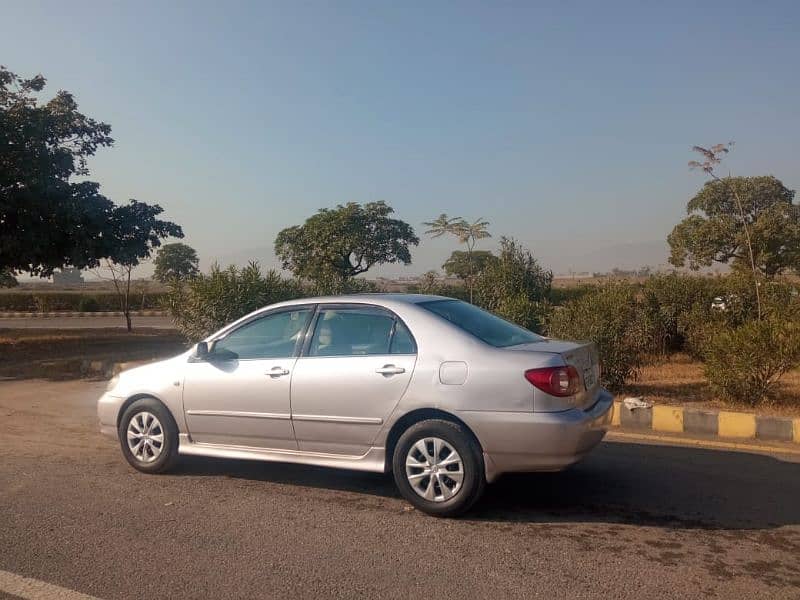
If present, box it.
[118,397,179,474]
[392,419,485,517]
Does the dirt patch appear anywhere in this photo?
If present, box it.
[0,328,188,380]
[622,353,800,418]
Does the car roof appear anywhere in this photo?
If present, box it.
[275,293,449,307]
[206,294,459,341]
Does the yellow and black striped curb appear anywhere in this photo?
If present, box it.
[611,400,800,444]
[0,311,168,318]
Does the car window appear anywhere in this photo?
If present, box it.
[309,307,406,357]
[390,320,416,354]
[419,299,543,348]
[213,309,312,359]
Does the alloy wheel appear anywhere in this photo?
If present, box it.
[126,411,165,463]
[405,437,464,502]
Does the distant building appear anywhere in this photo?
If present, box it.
[52,268,84,285]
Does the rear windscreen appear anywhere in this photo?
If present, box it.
[419,299,543,347]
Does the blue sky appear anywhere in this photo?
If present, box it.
[4,0,799,275]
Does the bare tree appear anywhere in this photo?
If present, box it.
[93,260,141,331]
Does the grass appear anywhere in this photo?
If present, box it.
[0,328,187,380]
[622,353,800,417]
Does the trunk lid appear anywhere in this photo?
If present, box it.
[507,339,601,410]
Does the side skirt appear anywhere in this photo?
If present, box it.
[177,434,387,473]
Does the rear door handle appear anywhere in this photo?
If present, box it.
[375,365,405,375]
[267,367,290,377]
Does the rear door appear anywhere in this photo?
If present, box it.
[290,304,417,455]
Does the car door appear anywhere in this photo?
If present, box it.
[290,304,417,455]
[182,306,314,449]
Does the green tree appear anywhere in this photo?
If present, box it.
[275,201,418,291]
[443,250,498,282]
[474,237,552,331]
[0,268,18,288]
[670,143,800,319]
[0,66,182,277]
[94,201,183,331]
[153,243,199,283]
[669,174,799,278]
[423,214,491,302]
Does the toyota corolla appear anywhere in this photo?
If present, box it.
[99,294,613,517]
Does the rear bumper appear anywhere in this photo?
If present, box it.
[462,389,614,482]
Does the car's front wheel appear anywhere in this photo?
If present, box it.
[118,397,179,474]
[392,419,485,517]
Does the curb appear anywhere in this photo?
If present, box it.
[612,400,800,445]
[0,311,168,318]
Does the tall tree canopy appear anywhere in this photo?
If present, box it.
[274,201,419,285]
[668,176,800,277]
[153,242,199,282]
[443,250,498,281]
[0,66,181,276]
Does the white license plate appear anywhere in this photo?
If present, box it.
[583,367,596,389]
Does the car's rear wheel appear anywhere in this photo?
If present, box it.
[392,419,485,517]
[118,397,178,474]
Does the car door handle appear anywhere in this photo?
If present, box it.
[267,367,290,377]
[375,365,405,375]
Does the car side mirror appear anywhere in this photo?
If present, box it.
[195,341,209,359]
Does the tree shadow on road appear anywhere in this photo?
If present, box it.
[174,440,800,531]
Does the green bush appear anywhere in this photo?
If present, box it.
[77,296,101,312]
[701,318,800,405]
[546,282,648,390]
[548,284,594,306]
[474,237,552,332]
[406,271,469,301]
[166,262,305,341]
[33,294,52,313]
[0,292,167,312]
[640,273,722,354]
[683,275,800,358]
[303,274,378,296]
[0,269,18,288]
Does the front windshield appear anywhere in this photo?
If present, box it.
[419,299,544,348]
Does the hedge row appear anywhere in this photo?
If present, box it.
[0,292,168,312]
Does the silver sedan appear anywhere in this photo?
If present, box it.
[99,294,613,517]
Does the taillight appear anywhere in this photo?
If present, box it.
[524,366,581,397]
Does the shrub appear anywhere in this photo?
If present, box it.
[640,273,722,354]
[77,296,100,312]
[303,274,378,296]
[546,282,648,390]
[0,269,18,288]
[0,292,167,312]
[33,294,52,313]
[701,318,800,405]
[475,237,552,332]
[491,293,549,333]
[166,262,304,341]
[548,284,594,306]
[406,271,469,301]
[684,275,800,359]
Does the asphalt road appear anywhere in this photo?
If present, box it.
[0,316,174,329]
[1,380,799,599]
